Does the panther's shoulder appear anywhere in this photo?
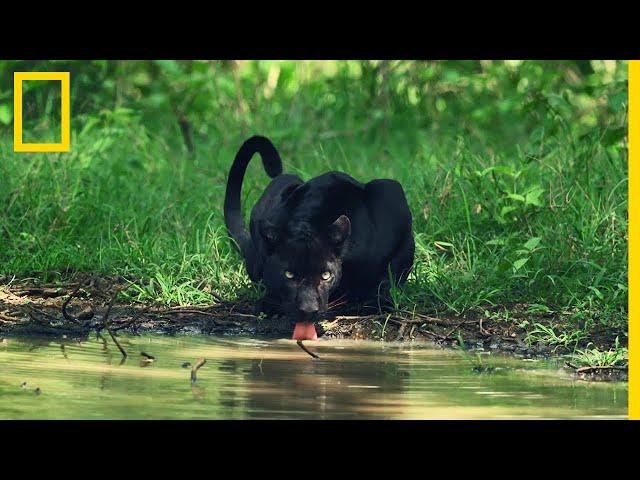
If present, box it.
[307,171,364,189]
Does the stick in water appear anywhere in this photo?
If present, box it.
[191,358,206,383]
[297,340,320,359]
[62,279,95,323]
[103,287,127,358]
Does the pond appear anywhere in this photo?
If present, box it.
[0,335,627,419]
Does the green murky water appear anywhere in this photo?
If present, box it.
[0,335,627,419]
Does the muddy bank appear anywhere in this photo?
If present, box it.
[0,277,547,352]
[0,276,627,381]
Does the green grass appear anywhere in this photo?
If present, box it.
[0,60,628,347]
[451,333,497,373]
[524,323,590,352]
[570,338,628,368]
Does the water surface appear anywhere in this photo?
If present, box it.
[0,335,627,419]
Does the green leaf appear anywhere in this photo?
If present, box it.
[0,103,12,125]
[507,193,525,202]
[492,165,516,176]
[523,237,542,251]
[79,116,101,136]
[524,187,545,207]
[513,257,529,271]
[588,286,604,300]
[526,303,553,314]
[500,205,518,218]
[485,238,505,246]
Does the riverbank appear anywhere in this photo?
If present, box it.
[0,276,627,382]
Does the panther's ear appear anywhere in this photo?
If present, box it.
[328,215,351,246]
[260,221,279,245]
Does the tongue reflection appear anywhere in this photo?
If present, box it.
[292,322,318,341]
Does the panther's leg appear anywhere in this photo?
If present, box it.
[388,232,415,287]
[254,294,281,317]
[366,233,416,314]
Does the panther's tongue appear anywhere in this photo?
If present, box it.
[292,322,318,341]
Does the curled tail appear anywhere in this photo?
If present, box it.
[224,135,283,257]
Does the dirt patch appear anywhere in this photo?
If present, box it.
[0,275,627,382]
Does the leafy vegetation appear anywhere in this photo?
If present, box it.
[570,337,628,368]
[453,333,497,373]
[0,60,628,347]
[524,322,589,351]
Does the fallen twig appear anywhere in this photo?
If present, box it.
[565,362,628,374]
[62,283,82,322]
[61,282,94,323]
[25,304,58,320]
[297,340,320,359]
[157,306,258,319]
[140,351,155,366]
[96,332,108,350]
[161,307,215,315]
[394,323,407,341]
[442,320,467,341]
[398,310,447,324]
[102,287,127,358]
[0,312,23,323]
[209,291,225,303]
[13,287,66,298]
[479,316,489,336]
[576,365,628,374]
[333,315,376,322]
[25,306,54,324]
[191,357,206,383]
[111,307,150,332]
[418,326,448,340]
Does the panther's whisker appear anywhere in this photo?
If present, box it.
[327,301,348,311]
[328,299,347,307]
[329,298,347,304]
[328,295,347,308]
[328,301,347,309]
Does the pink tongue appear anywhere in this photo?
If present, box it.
[292,322,318,341]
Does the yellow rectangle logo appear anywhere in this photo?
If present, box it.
[13,71,71,152]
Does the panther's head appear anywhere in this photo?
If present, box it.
[260,215,351,340]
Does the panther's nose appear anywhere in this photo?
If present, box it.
[297,290,320,318]
[297,301,320,320]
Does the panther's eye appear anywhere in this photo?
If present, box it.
[284,271,295,279]
[321,271,332,281]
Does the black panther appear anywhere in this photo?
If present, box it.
[224,135,414,340]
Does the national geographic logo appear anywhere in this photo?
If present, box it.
[13,72,70,152]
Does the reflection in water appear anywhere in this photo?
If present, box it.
[237,354,407,419]
[0,335,628,420]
